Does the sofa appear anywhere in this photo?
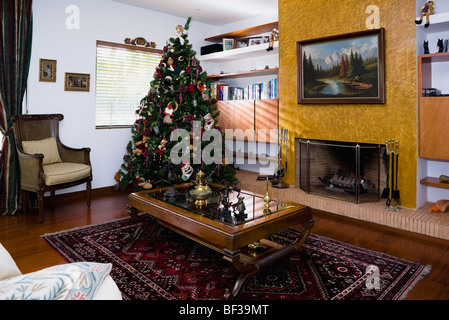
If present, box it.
[0,243,122,300]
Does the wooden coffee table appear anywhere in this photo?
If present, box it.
[127,183,314,299]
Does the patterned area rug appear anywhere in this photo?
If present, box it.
[42,217,431,300]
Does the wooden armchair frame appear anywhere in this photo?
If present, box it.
[11,114,92,223]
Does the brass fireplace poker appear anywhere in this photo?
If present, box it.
[385,139,400,211]
[272,127,289,189]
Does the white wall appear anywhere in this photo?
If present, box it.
[28,0,217,193]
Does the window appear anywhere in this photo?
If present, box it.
[95,41,163,128]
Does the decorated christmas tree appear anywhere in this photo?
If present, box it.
[115,18,236,191]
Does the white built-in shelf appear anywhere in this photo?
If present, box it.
[416,11,449,33]
[200,41,279,62]
[206,68,278,81]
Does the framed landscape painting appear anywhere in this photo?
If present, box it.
[297,28,385,104]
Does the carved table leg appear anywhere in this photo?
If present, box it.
[126,205,155,244]
[222,218,315,300]
[223,248,259,300]
[224,273,253,300]
[292,218,315,250]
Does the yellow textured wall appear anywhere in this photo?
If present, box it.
[279,0,417,208]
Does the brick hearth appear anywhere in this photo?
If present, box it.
[236,170,449,241]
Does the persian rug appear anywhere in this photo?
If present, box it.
[42,217,431,300]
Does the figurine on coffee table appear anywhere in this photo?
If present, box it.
[232,193,247,223]
[220,183,233,216]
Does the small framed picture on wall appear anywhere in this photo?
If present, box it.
[64,72,90,92]
[39,59,57,82]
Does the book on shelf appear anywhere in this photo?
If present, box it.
[208,78,277,101]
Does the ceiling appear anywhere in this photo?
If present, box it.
[111,0,278,26]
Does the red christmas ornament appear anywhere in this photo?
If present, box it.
[188,83,194,92]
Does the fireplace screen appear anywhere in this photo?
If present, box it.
[297,139,384,204]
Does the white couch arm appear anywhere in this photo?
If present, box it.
[0,243,122,300]
[0,244,22,281]
[93,275,123,300]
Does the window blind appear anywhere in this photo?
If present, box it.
[95,41,162,127]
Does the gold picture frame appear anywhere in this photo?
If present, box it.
[39,59,57,82]
[297,28,385,104]
[64,72,90,92]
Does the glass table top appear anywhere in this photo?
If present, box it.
[143,184,293,226]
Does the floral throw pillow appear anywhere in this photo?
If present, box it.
[0,262,112,300]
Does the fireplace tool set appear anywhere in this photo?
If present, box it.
[383,139,400,211]
[271,127,289,189]
[256,127,289,188]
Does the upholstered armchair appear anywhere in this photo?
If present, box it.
[11,114,92,223]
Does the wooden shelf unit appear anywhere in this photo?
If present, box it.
[204,22,280,144]
[204,22,278,43]
[418,52,449,160]
[420,177,449,190]
[201,21,279,62]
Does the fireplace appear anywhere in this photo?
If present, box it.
[296,139,386,204]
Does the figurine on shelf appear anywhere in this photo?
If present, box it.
[266,29,279,51]
[415,1,435,28]
[423,41,430,54]
[438,38,444,53]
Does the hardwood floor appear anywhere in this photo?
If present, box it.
[1,187,449,300]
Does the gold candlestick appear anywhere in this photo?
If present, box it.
[263,177,271,214]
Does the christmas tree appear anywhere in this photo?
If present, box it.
[115,17,236,191]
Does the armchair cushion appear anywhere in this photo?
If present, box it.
[0,262,112,300]
[22,137,62,165]
[43,162,91,186]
